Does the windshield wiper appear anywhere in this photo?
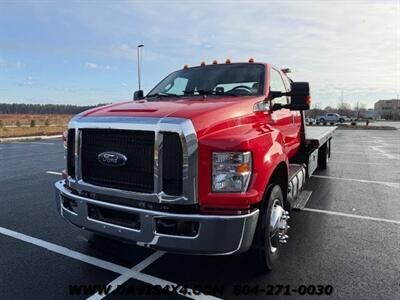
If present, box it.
[147,92,180,98]
[219,91,239,97]
[183,90,238,97]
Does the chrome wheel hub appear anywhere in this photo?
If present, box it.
[268,199,290,253]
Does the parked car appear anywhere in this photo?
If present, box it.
[305,117,315,125]
[342,116,352,122]
[316,113,345,123]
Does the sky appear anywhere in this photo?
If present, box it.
[0,0,398,109]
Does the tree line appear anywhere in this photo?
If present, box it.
[0,103,105,115]
[306,101,368,119]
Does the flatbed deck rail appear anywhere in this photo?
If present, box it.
[304,126,336,148]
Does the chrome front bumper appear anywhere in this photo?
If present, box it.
[54,180,259,255]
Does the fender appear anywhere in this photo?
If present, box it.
[198,121,288,210]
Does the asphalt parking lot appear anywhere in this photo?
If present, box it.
[0,128,399,299]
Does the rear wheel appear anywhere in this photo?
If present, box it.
[339,118,344,123]
[251,185,289,272]
[318,142,329,169]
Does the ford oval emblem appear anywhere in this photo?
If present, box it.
[97,151,128,167]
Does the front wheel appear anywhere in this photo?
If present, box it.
[251,185,289,272]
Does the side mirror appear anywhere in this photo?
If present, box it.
[269,82,311,111]
[133,90,144,100]
[288,82,311,110]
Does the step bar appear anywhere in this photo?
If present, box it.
[287,164,312,210]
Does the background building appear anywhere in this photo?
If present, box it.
[374,99,400,120]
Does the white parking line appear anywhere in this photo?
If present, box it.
[370,145,399,160]
[87,251,165,300]
[0,226,220,300]
[329,160,393,166]
[0,151,64,161]
[333,151,392,156]
[12,141,56,145]
[302,208,400,225]
[0,143,56,150]
[0,135,61,143]
[127,272,221,299]
[46,171,62,176]
[0,226,128,274]
[312,175,400,189]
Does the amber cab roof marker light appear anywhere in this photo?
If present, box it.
[248,58,254,63]
[200,61,206,66]
[225,59,231,64]
[306,95,312,105]
[183,64,189,69]
[212,60,218,65]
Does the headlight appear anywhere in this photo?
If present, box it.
[212,152,252,192]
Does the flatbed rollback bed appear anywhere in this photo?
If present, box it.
[287,125,336,210]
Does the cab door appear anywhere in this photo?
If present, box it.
[269,69,300,158]
[282,73,302,158]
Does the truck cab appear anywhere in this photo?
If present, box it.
[55,60,334,271]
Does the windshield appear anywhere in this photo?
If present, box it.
[147,63,265,99]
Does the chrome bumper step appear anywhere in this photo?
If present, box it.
[291,190,313,210]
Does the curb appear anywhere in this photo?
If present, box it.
[335,126,397,130]
[0,134,62,143]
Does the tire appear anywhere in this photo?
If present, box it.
[327,139,331,158]
[339,118,344,123]
[251,184,287,272]
[318,143,329,169]
[319,118,325,123]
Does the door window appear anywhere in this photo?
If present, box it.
[270,69,288,105]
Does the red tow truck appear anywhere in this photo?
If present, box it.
[55,60,335,271]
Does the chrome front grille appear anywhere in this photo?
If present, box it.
[66,116,198,205]
[81,129,155,193]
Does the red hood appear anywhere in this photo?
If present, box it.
[82,96,264,138]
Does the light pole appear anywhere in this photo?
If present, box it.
[137,44,144,91]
